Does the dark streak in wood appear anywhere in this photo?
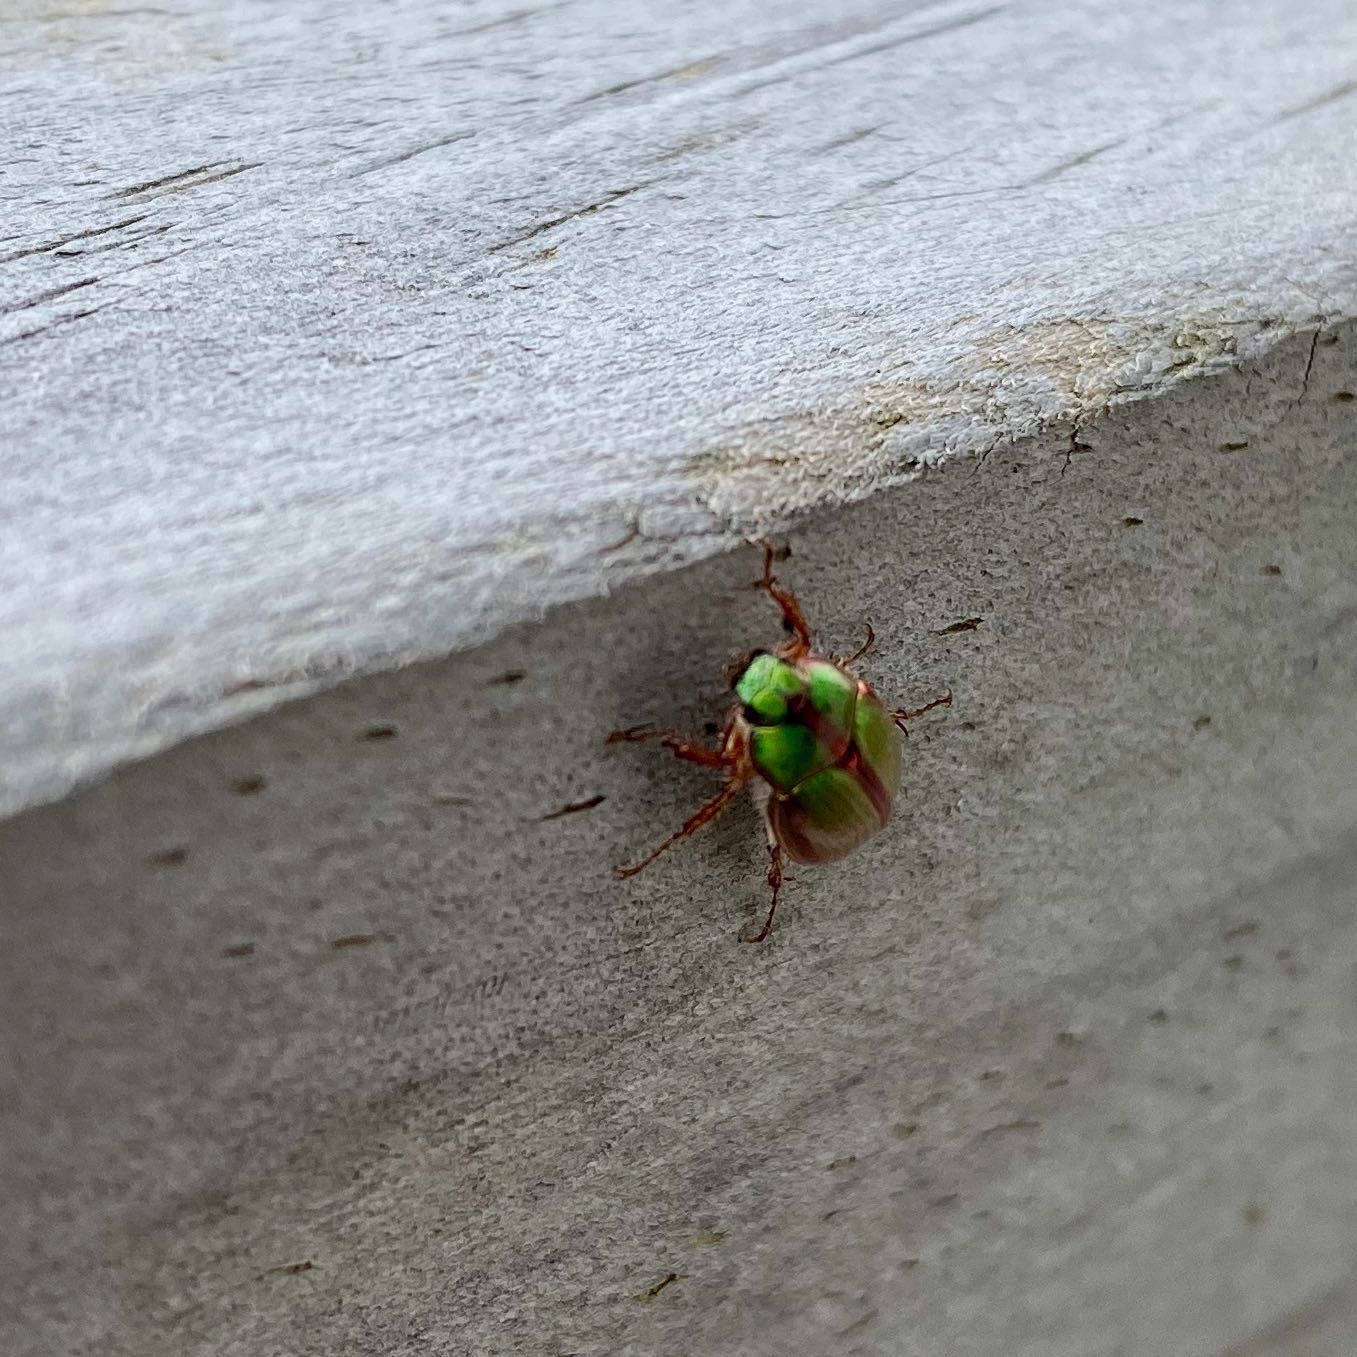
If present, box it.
[0,277,98,315]
[1271,79,1357,126]
[109,162,258,200]
[1024,136,1128,187]
[490,182,653,252]
[353,133,475,177]
[0,215,149,264]
[735,6,1006,98]
[3,305,108,344]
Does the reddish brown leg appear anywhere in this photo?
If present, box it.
[614,775,746,879]
[838,622,876,667]
[757,543,813,657]
[606,725,732,769]
[743,841,785,944]
[892,688,954,734]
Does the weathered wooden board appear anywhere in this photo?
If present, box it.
[3,0,1356,815]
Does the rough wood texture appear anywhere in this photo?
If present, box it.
[4,327,1356,1355]
[3,0,1356,816]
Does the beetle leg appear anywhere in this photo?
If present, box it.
[606,725,733,768]
[756,542,813,657]
[891,688,954,734]
[743,841,785,944]
[838,622,876,667]
[614,773,747,879]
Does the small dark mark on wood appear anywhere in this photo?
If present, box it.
[1122,516,1144,527]
[540,794,606,821]
[1333,391,1355,402]
[935,617,983,635]
[222,943,255,959]
[1044,1077,1069,1089]
[330,933,390,950]
[977,1118,1040,1139]
[1261,563,1283,576]
[260,1260,314,1279]
[1055,1030,1081,1046]
[1148,1008,1169,1024]
[837,1309,879,1337]
[360,725,398,741]
[1223,954,1245,971]
[1219,440,1249,451]
[1223,921,1259,941]
[929,1193,959,1209]
[224,678,270,696]
[448,2,567,38]
[147,847,189,867]
[232,775,267,796]
[893,1121,918,1138]
[1243,1202,1266,1227]
[811,125,881,156]
[491,670,527,686]
[634,1272,684,1301]
[827,1155,857,1169]
[1193,714,1213,730]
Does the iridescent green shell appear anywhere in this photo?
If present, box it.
[735,653,902,865]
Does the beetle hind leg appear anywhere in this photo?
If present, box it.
[743,841,785,944]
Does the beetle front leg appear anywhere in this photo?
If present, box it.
[756,542,813,657]
[605,725,733,769]
[891,688,954,734]
[743,840,785,944]
[837,622,876,667]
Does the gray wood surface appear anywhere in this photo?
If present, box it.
[3,0,1357,816]
[4,327,1356,1355]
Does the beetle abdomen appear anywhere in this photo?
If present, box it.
[766,683,902,865]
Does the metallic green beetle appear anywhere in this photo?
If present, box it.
[610,545,952,942]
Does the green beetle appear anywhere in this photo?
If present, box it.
[610,544,951,942]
